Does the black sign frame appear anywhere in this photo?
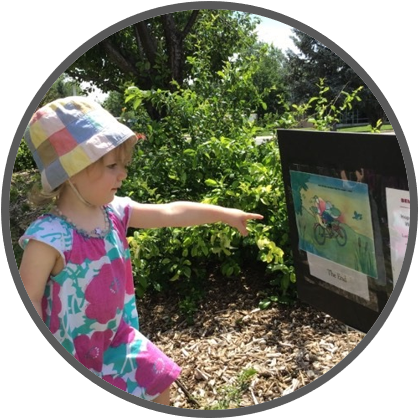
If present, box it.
[277,129,409,333]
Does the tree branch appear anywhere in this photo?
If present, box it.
[134,21,157,67]
[101,38,139,77]
[180,10,200,39]
[160,14,183,86]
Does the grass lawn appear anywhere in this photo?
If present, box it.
[257,124,393,136]
[338,124,393,133]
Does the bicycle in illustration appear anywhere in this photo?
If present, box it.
[313,219,347,246]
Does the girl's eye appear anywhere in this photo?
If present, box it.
[107,164,117,169]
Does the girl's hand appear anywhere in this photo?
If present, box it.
[223,209,264,236]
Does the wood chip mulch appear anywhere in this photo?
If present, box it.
[137,270,364,409]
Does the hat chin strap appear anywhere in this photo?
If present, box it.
[67,180,93,207]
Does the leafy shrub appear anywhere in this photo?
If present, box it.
[13,140,36,172]
[121,46,296,308]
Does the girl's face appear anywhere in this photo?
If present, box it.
[71,149,128,206]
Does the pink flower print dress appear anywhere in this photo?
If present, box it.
[19,196,181,400]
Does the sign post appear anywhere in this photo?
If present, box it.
[277,129,409,333]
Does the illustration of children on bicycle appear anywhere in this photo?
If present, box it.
[311,195,342,226]
[310,195,347,246]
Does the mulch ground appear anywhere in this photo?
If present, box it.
[137,270,364,409]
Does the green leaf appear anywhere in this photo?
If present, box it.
[226,266,235,276]
[205,179,218,187]
[126,86,139,94]
[170,273,180,282]
[183,237,192,246]
[133,97,142,109]
[183,149,196,156]
[182,266,192,278]
[259,299,271,310]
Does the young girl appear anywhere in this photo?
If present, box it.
[18,96,263,406]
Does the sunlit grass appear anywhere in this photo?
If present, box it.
[258,124,393,137]
[338,124,393,133]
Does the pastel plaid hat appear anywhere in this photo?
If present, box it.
[24,96,136,192]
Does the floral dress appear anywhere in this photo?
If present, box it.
[19,196,181,400]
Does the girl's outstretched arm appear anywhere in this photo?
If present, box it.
[129,201,263,236]
[19,240,61,318]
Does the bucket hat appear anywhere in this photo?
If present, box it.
[24,96,136,192]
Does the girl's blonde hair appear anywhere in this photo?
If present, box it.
[29,183,65,207]
[29,136,137,207]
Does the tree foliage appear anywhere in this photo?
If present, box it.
[248,42,288,118]
[66,10,259,119]
[38,73,83,108]
[285,29,386,126]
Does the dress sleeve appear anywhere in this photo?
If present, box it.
[108,196,134,232]
[19,215,72,266]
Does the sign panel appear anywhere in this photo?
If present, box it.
[385,188,410,286]
[277,129,409,332]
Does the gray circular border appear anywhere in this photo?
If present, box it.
[2,1,416,417]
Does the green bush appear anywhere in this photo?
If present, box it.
[121,46,296,309]
[13,140,36,172]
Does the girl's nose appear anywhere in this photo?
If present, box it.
[118,167,127,180]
